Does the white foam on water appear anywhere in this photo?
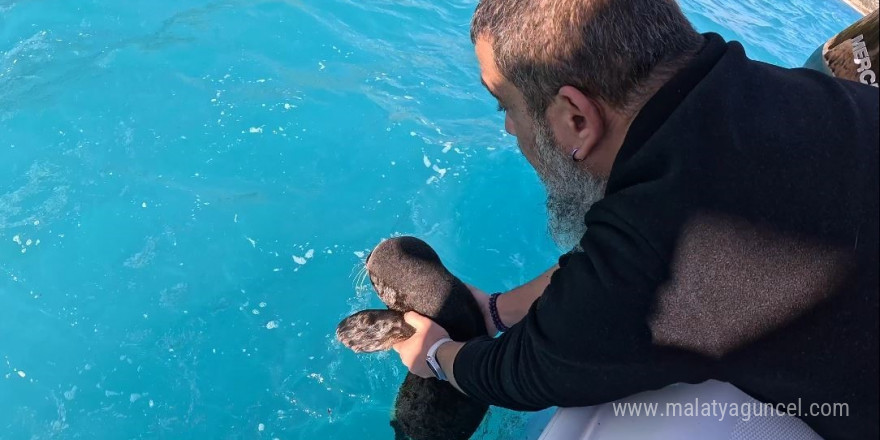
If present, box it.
[259,302,267,308]
[246,237,256,248]
[258,423,265,431]
[124,237,158,268]
[141,202,147,208]
[292,255,307,265]
[305,249,314,259]
[249,127,263,134]
[64,386,77,400]
[265,321,279,330]
[148,399,154,408]
[353,251,365,258]
[12,235,21,245]
[442,142,453,153]
[16,370,25,378]
[129,393,141,403]
[422,155,431,167]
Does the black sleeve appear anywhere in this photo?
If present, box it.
[453,206,711,410]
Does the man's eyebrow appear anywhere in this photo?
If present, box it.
[480,77,503,102]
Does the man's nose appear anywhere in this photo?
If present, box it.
[505,114,516,136]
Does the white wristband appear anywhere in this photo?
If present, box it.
[426,337,454,381]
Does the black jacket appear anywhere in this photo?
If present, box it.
[455,33,879,439]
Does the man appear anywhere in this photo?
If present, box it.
[392,0,879,438]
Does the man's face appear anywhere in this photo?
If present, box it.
[476,38,607,251]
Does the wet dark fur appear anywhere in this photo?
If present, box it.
[336,236,490,440]
[337,309,415,353]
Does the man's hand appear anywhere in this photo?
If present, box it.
[392,311,451,379]
[465,283,498,335]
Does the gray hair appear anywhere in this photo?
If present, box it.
[471,0,703,117]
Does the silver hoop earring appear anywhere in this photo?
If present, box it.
[571,148,584,162]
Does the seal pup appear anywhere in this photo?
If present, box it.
[337,236,489,440]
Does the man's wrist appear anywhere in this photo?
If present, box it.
[489,292,511,332]
[494,265,556,329]
[496,291,528,328]
[436,340,465,393]
[426,337,454,380]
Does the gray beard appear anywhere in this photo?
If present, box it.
[529,121,608,252]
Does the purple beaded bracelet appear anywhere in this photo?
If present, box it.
[488,293,510,333]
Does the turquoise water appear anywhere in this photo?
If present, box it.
[0,0,860,438]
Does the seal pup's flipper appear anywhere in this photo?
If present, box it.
[336,309,415,353]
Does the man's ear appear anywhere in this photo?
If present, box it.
[546,85,605,161]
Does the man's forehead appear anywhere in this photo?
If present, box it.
[475,37,506,90]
